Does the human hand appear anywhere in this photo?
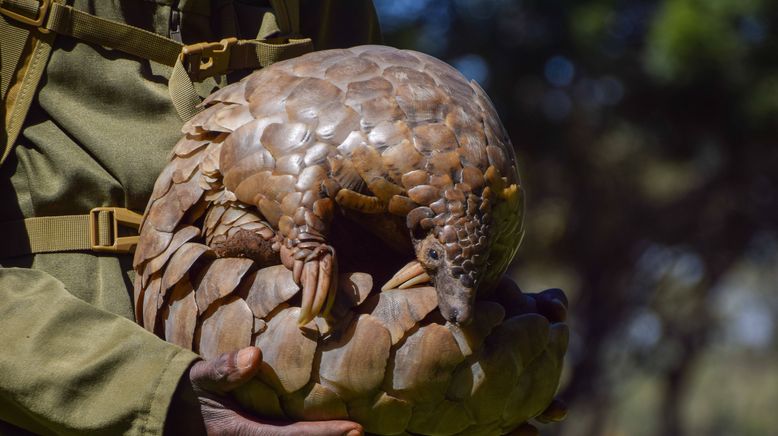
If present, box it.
[166,347,363,436]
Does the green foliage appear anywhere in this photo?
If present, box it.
[571,2,615,49]
[746,74,778,124]
[644,0,761,82]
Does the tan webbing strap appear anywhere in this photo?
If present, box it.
[0,2,313,252]
[257,10,282,40]
[0,0,48,26]
[169,36,313,119]
[1,207,142,258]
[169,59,203,122]
[5,215,92,257]
[2,0,313,124]
[43,1,312,120]
[0,0,58,165]
[0,6,31,99]
[44,2,182,67]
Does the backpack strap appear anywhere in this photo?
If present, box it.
[1,0,313,163]
[0,0,313,256]
[169,35,313,120]
[1,207,143,258]
[0,0,58,165]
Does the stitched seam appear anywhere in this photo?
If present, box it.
[7,37,46,143]
[138,350,177,435]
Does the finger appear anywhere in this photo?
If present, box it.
[536,288,568,323]
[535,298,566,323]
[539,288,568,307]
[193,347,263,392]
[235,416,364,436]
[298,260,318,326]
[310,253,332,319]
[190,347,262,394]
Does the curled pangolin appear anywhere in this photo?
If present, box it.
[133,45,566,435]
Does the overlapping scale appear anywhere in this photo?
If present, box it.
[200,79,248,106]
[163,278,198,349]
[194,257,253,314]
[366,286,438,345]
[197,296,253,359]
[319,314,392,401]
[388,322,465,403]
[324,56,380,88]
[255,307,319,394]
[133,45,560,436]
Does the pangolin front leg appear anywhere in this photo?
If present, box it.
[277,196,337,326]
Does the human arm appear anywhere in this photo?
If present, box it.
[0,268,363,435]
[0,267,198,435]
[0,1,382,432]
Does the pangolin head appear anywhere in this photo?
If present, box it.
[412,231,479,326]
[373,52,525,327]
[407,165,524,326]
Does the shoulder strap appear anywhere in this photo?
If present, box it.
[0,0,313,256]
[0,0,57,165]
[0,207,143,258]
[1,0,313,164]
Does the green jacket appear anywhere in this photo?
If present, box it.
[0,1,380,434]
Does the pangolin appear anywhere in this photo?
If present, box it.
[134,45,524,327]
[132,46,568,434]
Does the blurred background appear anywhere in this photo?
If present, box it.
[373,1,778,435]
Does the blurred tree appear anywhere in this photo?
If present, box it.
[375,1,778,435]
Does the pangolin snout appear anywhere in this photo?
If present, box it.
[435,272,475,326]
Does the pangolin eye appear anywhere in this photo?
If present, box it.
[428,249,439,260]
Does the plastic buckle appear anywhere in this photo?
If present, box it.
[89,207,143,253]
[0,0,51,29]
[180,37,238,81]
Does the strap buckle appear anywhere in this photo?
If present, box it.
[0,0,51,29]
[180,37,238,81]
[89,207,143,253]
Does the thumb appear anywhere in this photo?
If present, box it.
[190,346,263,395]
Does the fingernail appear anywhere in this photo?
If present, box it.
[237,348,257,369]
[345,430,362,436]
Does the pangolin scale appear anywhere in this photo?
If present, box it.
[132,45,567,435]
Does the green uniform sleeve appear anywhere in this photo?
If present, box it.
[0,268,199,436]
[0,1,382,433]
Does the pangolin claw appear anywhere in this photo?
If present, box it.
[293,259,304,284]
[382,260,431,291]
[311,253,334,318]
[297,244,336,326]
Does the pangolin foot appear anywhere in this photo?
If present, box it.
[283,243,338,326]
